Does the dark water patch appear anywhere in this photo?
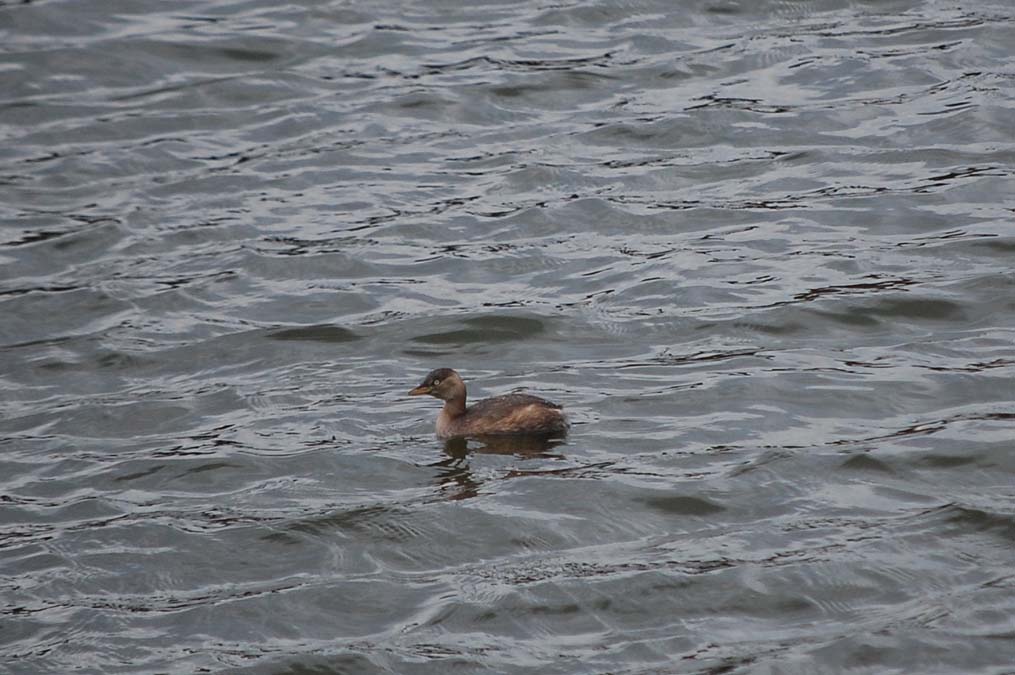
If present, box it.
[969,236,1015,254]
[864,297,967,321]
[641,494,726,516]
[937,504,1015,541]
[0,283,81,298]
[74,576,309,614]
[920,358,1015,373]
[840,454,895,473]
[655,347,769,366]
[267,325,360,343]
[918,453,978,469]
[112,464,166,483]
[793,276,918,303]
[410,315,546,346]
[802,306,884,328]
[270,654,384,675]
[280,505,426,542]
[175,461,241,478]
[0,227,94,248]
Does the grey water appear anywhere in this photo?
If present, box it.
[2,0,1014,672]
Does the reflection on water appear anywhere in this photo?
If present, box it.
[442,435,568,459]
[3,0,1015,672]
[431,436,568,501]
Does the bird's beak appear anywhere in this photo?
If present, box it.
[408,385,431,396]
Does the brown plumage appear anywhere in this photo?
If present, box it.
[408,368,568,439]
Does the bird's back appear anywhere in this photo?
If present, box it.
[453,393,567,436]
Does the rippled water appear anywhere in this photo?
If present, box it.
[3,0,1015,672]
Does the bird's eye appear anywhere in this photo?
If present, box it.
[432,379,441,386]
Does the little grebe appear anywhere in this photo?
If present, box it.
[408,368,568,439]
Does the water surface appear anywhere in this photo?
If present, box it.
[2,0,1014,672]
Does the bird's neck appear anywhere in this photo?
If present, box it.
[442,395,467,418]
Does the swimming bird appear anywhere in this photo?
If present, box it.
[408,368,568,439]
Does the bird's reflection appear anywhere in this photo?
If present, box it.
[429,435,567,501]
[444,434,566,458]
